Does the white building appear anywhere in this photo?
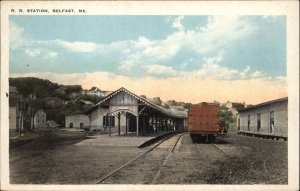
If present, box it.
[169,106,185,112]
[65,114,90,129]
[34,110,47,129]
[9,86,19,131]
[237,97,288,138]
[86,90,112,97]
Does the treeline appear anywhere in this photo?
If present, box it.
[140,95,190,109]
[9,77,83,100]
[218,102,246,123]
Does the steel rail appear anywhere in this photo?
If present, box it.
[171,133,186,152]
[94,133,177,184]
[151,133,186,184]
[263,156,271,174]
[210,143,226,153]
[195,143,202,154]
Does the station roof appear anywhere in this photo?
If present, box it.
[91,87,188,119]
[238,97,288,113]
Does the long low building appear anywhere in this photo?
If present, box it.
[65,87,188,136]
[237,97,288,138]
[65,114,90,129]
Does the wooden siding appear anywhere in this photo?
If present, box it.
[109,92,138,115]
[238,100,288,136]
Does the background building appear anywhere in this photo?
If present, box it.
[237,97,288,138]
[9,86,19,131]
[34,110,47,129]
[65,114,90,129]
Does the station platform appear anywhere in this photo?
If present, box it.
[237,131,287,141]
[75,134,156,147]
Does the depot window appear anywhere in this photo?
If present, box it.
[103,116,115,127]
[270,111,274,133]
[247,115,250,131]
[257,113,261,132]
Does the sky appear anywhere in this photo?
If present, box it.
[9,15,287,104]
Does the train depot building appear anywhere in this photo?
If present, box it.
[65,87,188,136]
[237,97,288,140]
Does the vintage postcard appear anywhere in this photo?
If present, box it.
[1,1,299,191]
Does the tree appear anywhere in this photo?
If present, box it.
[163,103,170,109]
[152,97,162,106]
[182,102,190,109]
[246,104,254,108]
[219,110,233,123]
[213,100,220,106]
[89,86,100,91]
[80,95,103,104]
[64,85,83,95]
[232,102,245,111]
[219,105,229,111]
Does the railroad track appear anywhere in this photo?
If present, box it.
[94,133,186,184]
[151,133,186,184]
[194,142,227,155]
[210,143,226,154]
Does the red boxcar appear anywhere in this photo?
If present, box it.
[188,103,220,142]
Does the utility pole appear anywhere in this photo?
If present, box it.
[89,114,92,136]
[31,108,35,132]
[18,101,23,136]
[109,116,111,136]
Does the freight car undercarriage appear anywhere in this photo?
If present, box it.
[190,132,217,143]
[190,132,228,143]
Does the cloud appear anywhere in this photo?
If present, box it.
[10,21,24,49]
[119,57,136,72]
[9,71,287,104]
[164,16,172,23]
[249,70,264,78]
[11,16,268,81]
[25,49,41,57]
[192,56,266,81]
[195,56,238,80]
[118,36,181,71]
[193,16,256,54]
[46,51,58,58]
[54,39,99,53]
[19,16,256,64]
[25,48,58,59]
[134,37,153,49]
[172,16,185,31]
[118,15,257,71]
[144,64,178,77]
[240,66,251,79]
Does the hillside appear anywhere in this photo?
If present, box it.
[9,77,97,125]
[9,77,82,100]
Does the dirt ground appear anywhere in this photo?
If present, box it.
[10,130,146,184]
[9,130,287,184]
[202,134,288,184]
